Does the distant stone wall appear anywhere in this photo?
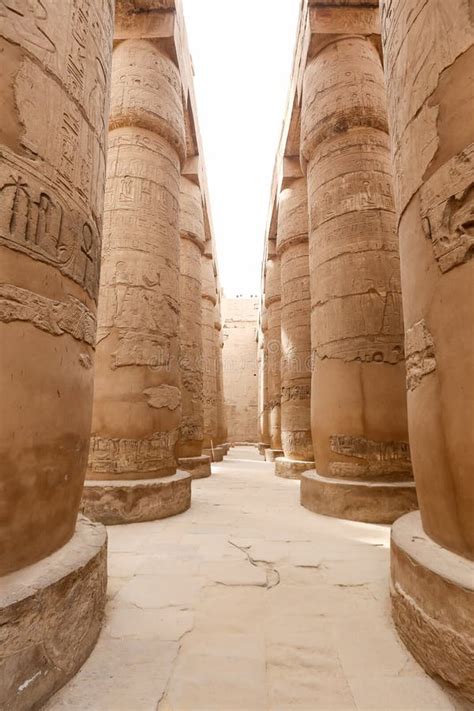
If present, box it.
[222,298,259,443]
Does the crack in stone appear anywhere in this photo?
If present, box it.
[228,540,281,590]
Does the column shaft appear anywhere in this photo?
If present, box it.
[265,255,282,451]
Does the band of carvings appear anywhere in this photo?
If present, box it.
[405,320,437,392]
[281,384,311,402]
[0,283,96,345]
[329,435,411,479]
[89,431,178,474]
[0,169,100,299]
[313,337,404,364]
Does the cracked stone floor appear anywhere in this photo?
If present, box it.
[47,446,462,711]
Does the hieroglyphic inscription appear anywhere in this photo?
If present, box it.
[405,320,437,391]
[281,384,311,402]
[0,170,100,298]
[143,385,181,410]
[329,435,411,479]
[89,431,178,475]
[0,0,56,54]
[0,283,96,344]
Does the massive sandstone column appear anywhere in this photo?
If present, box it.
[257,312,271,454]
[201,248,220,460]
[211,294,226,460]
[0,2,113,706]
[381,0,474,698]
[82,31,191,523]
[176,175,210,479]
[264,250,283,462]
[300,31,417,523]
[275,177,314,479]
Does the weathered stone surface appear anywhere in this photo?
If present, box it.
[81,472,192,525]
[381,0,474,561]
[215,295,227,445]
[201,253,218,448]
[179,455,211,480]
[222,298,259,443]
[265,256,282,450]
[0,0,113,575]
[0,517,107,710]
[265,448,284,463]
[177,176,205,458]
[275,457,313,481]
[300,32,413,512]
[391,512,474,701]
[203,446,225,463]
[277,177,313,463]
[88,37,184,481]
[301,470,417,525]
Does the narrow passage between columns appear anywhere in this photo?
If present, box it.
[47,447,456,711]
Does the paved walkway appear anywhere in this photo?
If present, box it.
[48,447,461,711]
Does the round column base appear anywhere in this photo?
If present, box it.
[258,442,270,456]
[0,517,107,710]
[265,448,284,463]
[81,471,192,525]
[300,470,417,524]
[202,447,224,462]
[275,457,314,480]
[178,455,211,480]
[391,511,474,702]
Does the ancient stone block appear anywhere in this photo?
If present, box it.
[265,256,282,450]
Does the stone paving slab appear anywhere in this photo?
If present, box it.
[47,446,459,711]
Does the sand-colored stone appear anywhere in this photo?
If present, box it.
[177,176,205,458]
[265,448,284,463]
[301,470,418,525]
[390,512,474,701]
[222,298,259,443]
[203,446,225,463]
[299,19,414,521]
[0,0,113,575]
[178,455,211,480]
[276,176,313,464]
[258,307,271,451]
[214,296,226,445]
[87,35,184,485]
[275,457,313,481]
[0,517,107,710]
[265,254,282,451]
[381,0,474,561]
[201,251,218,448]
[81,472,191,525]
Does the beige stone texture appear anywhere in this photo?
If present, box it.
[390,512,474,701]
[177,176,205,458]
[201,252,218,448]
[265,255,282,450]
[275,457,314,481]
[203,446,225,463]
[0,0,113,575]
[222,298,259,443]
[88,37,185,482]
[214,296,227,445]
[47,447,458,711]
[178,455,211,480]
[381,0,474,561]
[81,471,191,525]
[300,28,413,521]
[265,448,284,463]
[258,308,271,448]
[0,517,107,710]
[277,177,313,463]
[301,470,418,525]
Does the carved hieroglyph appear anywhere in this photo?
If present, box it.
[301,36,411,484]
[277,177,313,462]
[265,254,282,450]
[201,249,218,447]
[177,176,205,457]
[0,0,113,575]
[88,37,185,480]
[381,0,474,559]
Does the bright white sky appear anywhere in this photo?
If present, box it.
[183,0,300,298]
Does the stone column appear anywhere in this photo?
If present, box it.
[176,176,210,479]
[264,251,283,462]
[381,0,474,699]
[201,248,219,460]
[212,296,226,461]
[217,323,228,450]
[275,177,314,479]
[300,32,417,523]
[257,313,271,454]
[0,2,113,706]
[82,32,191,524]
